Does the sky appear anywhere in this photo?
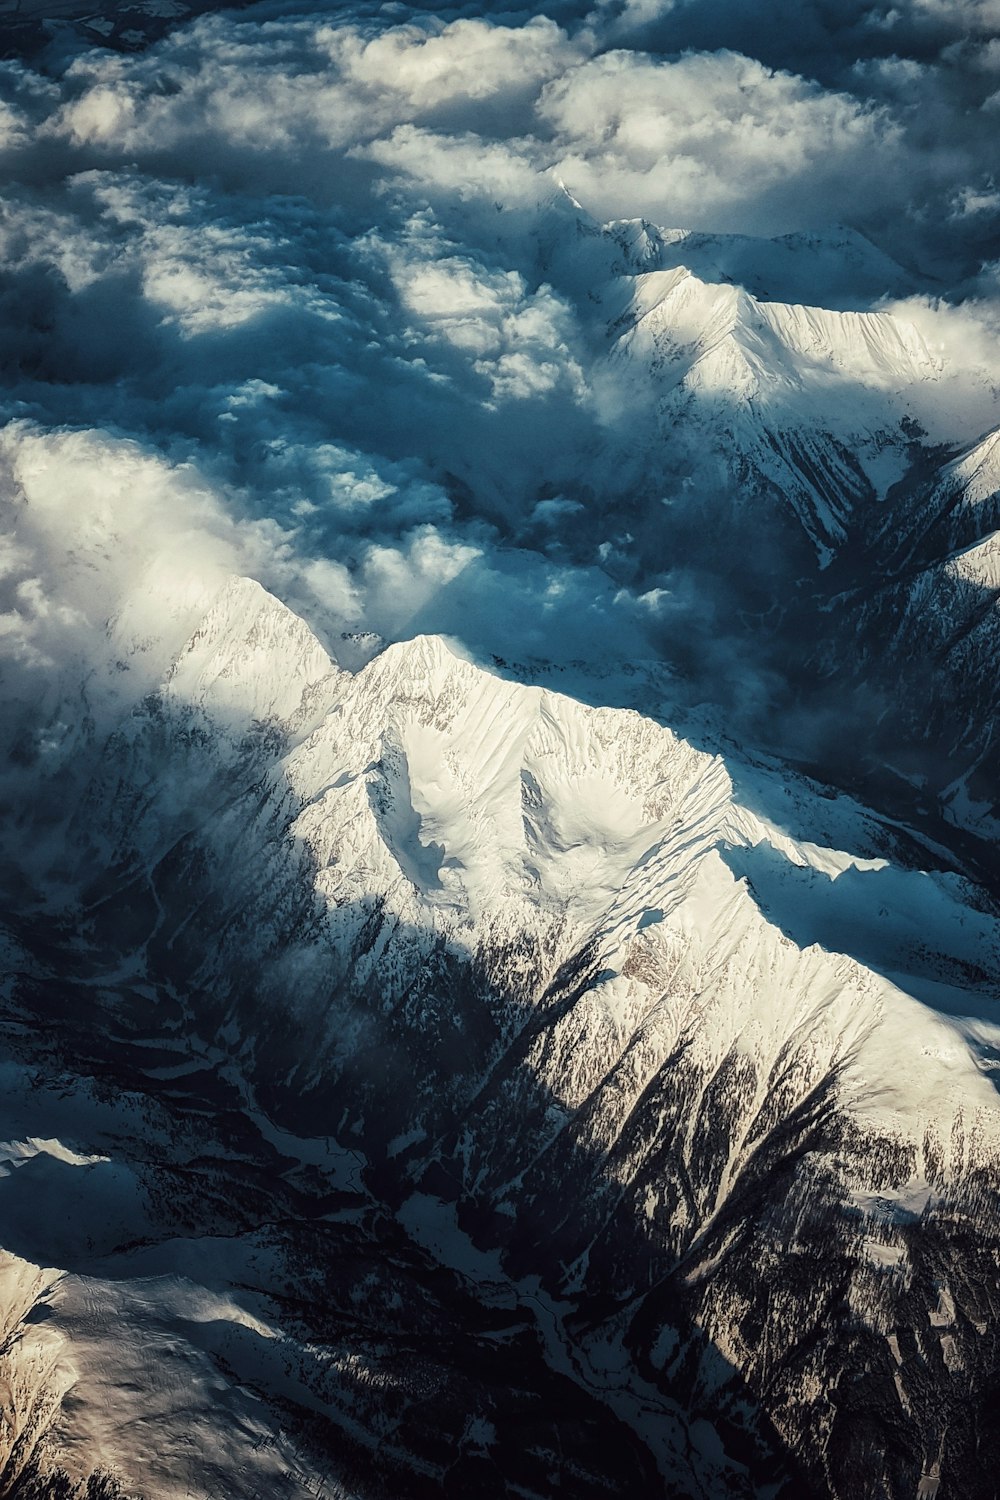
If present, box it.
[0,0,997,762]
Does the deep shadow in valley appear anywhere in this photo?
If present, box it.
[1,903,804,1499]
[1,387,1000,1494]
[478,426,1000,893]
[0,699,829,1499]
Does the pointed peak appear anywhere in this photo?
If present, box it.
[189,574,284,632]
[540,174,599,229]
[552,177,586,214]
[166,574,338,728]
[185,575,335,655]
[379,632,481,675]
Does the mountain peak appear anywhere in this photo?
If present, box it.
[164,574,339,732]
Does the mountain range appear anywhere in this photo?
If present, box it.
[0,63,998,1491]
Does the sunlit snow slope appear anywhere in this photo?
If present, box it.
[2,514,1000,1497]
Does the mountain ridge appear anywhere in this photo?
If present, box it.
[2,567,999,1495]
[0,200,999,1497]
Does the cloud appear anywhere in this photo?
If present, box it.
[366,217,587,401]
[0,0,996,808]
[361,125,541,208]
[6,3,993,282]
[317,15,579,114]
[880,291,1000,436]
[537,48,902,235]
[47,13,580,161]
[0,423,290,677]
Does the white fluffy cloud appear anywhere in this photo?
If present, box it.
[8,3,991,284]
[0,0,996,739]
[537,49,901,233]
[49,13,579,157]
[0,423,353,679]
[318,15,579,111]
[369,218,587,401]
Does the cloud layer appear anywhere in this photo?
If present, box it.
[0,0,997,746]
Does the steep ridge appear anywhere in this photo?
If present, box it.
[801,424,1000,848]
[579,218,1000,847]
[3,576,1000,1497]
[591,209,997,585]
[611,262,941,561]
[605,220,918,311]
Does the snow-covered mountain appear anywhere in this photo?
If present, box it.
[1,179,999,1500]
[549,205,1000,852]
[3,548,1000,1498]
[1,2,999,1494]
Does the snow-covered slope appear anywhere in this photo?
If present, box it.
[606,220,918,311]
[610,261,956,561]
[1,205,1000,1499]
[546,212,1000,846]
[253,625,999,1139]
[4,573,1000,1498]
